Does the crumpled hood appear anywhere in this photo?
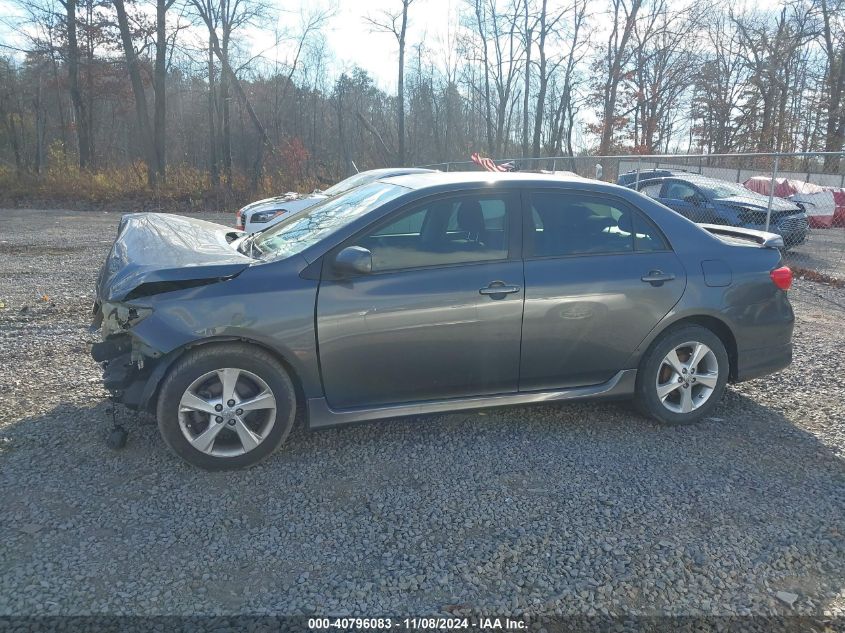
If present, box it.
[97,213,252,301]
[717,194,801,213]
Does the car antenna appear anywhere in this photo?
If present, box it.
[351,160,359,174]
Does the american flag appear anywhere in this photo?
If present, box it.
[470,152,515,172]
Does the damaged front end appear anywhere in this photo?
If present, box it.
[90,301,165,411]
[89,212,254,410]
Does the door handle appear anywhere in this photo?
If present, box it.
[641,270,675,285]
[479,282,521,296]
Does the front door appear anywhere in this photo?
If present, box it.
[317,190,524,409]
[519,189,686,390]
[661,179,710,222]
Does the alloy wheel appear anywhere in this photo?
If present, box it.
[177,368,277,457]
[655,341,719,414]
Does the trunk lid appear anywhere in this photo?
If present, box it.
[698,223,785,249]
[96,213,252,302]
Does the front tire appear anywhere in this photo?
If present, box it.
[635,325,729,425]
[156,344,296,470]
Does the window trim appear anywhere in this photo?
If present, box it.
[324,188,523,278]
[521,188,673,261]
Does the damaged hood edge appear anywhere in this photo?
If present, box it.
[97,213,254,302]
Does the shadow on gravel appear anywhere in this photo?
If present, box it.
[0,391,843,617]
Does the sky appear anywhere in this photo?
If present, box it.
[0,0,458,89]
[327,0,457,88]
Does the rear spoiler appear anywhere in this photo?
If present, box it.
[698,223,784,249]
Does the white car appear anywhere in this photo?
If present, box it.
[236,167,436,233]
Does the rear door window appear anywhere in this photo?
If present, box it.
[526,191,669,257]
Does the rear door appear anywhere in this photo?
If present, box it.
[316,190,525,409]
[519,189,686,390]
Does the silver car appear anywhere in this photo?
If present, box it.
[236,167,436,233]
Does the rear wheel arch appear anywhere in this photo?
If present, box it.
[640,315,738,382]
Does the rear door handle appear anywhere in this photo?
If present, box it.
[641,270,676,285]
[479,282,521,296]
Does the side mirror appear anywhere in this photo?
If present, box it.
[333,246,372,276]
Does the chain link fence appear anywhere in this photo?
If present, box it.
[423,152,845,306]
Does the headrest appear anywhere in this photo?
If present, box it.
[457,200,485,234]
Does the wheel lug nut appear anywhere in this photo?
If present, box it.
[683,384,689,389]
[678,377,683,383]
[227,399,236,407]
[236,409,243,415]
[215,416,223,423]
[214,404,223,412]
[682,368,687,374]
[228,419,236,425]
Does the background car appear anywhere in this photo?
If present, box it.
[93,173,794,470]
[236,167,437,233]
[627,174,810,247]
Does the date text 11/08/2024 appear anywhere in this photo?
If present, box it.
[307,617,527,630]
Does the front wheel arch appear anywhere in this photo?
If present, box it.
[143,337,307,418]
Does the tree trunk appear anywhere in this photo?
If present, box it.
[598,0,641,156]
[397,0,409,166]
[207,38,219,187]
[521,0,531,158]
[154,0,169,181]
[64,0,92,168]
[113,0,157,186]
[220,55,232,183]
[475,0,494,155]
[530,0,548,157]
[821,0,845,170]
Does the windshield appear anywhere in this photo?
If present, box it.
[322,172,381,197]
[253,182,407,259]
[696,180,761,199]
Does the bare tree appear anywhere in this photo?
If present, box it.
[189,0,272,184]
[154,0,178,180]
[58,0,92,167]
[818,0,845,168]
[365,0,415,165]
[113,0,157,185]
[596,0,643,155]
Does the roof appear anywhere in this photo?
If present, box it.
[379,170,597,191]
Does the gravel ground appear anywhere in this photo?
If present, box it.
[0,208,844,620]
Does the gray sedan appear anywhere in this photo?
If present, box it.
[91,173,795,469]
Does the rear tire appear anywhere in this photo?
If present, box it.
[156,344,296,470]
[634,325,728,425]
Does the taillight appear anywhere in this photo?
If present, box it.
[235,211,244,231]
[770,266,792,290]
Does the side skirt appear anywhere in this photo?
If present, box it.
[307,369,638,430]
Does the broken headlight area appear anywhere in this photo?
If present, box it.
[95,301,154,336]
[90,303,164,408]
